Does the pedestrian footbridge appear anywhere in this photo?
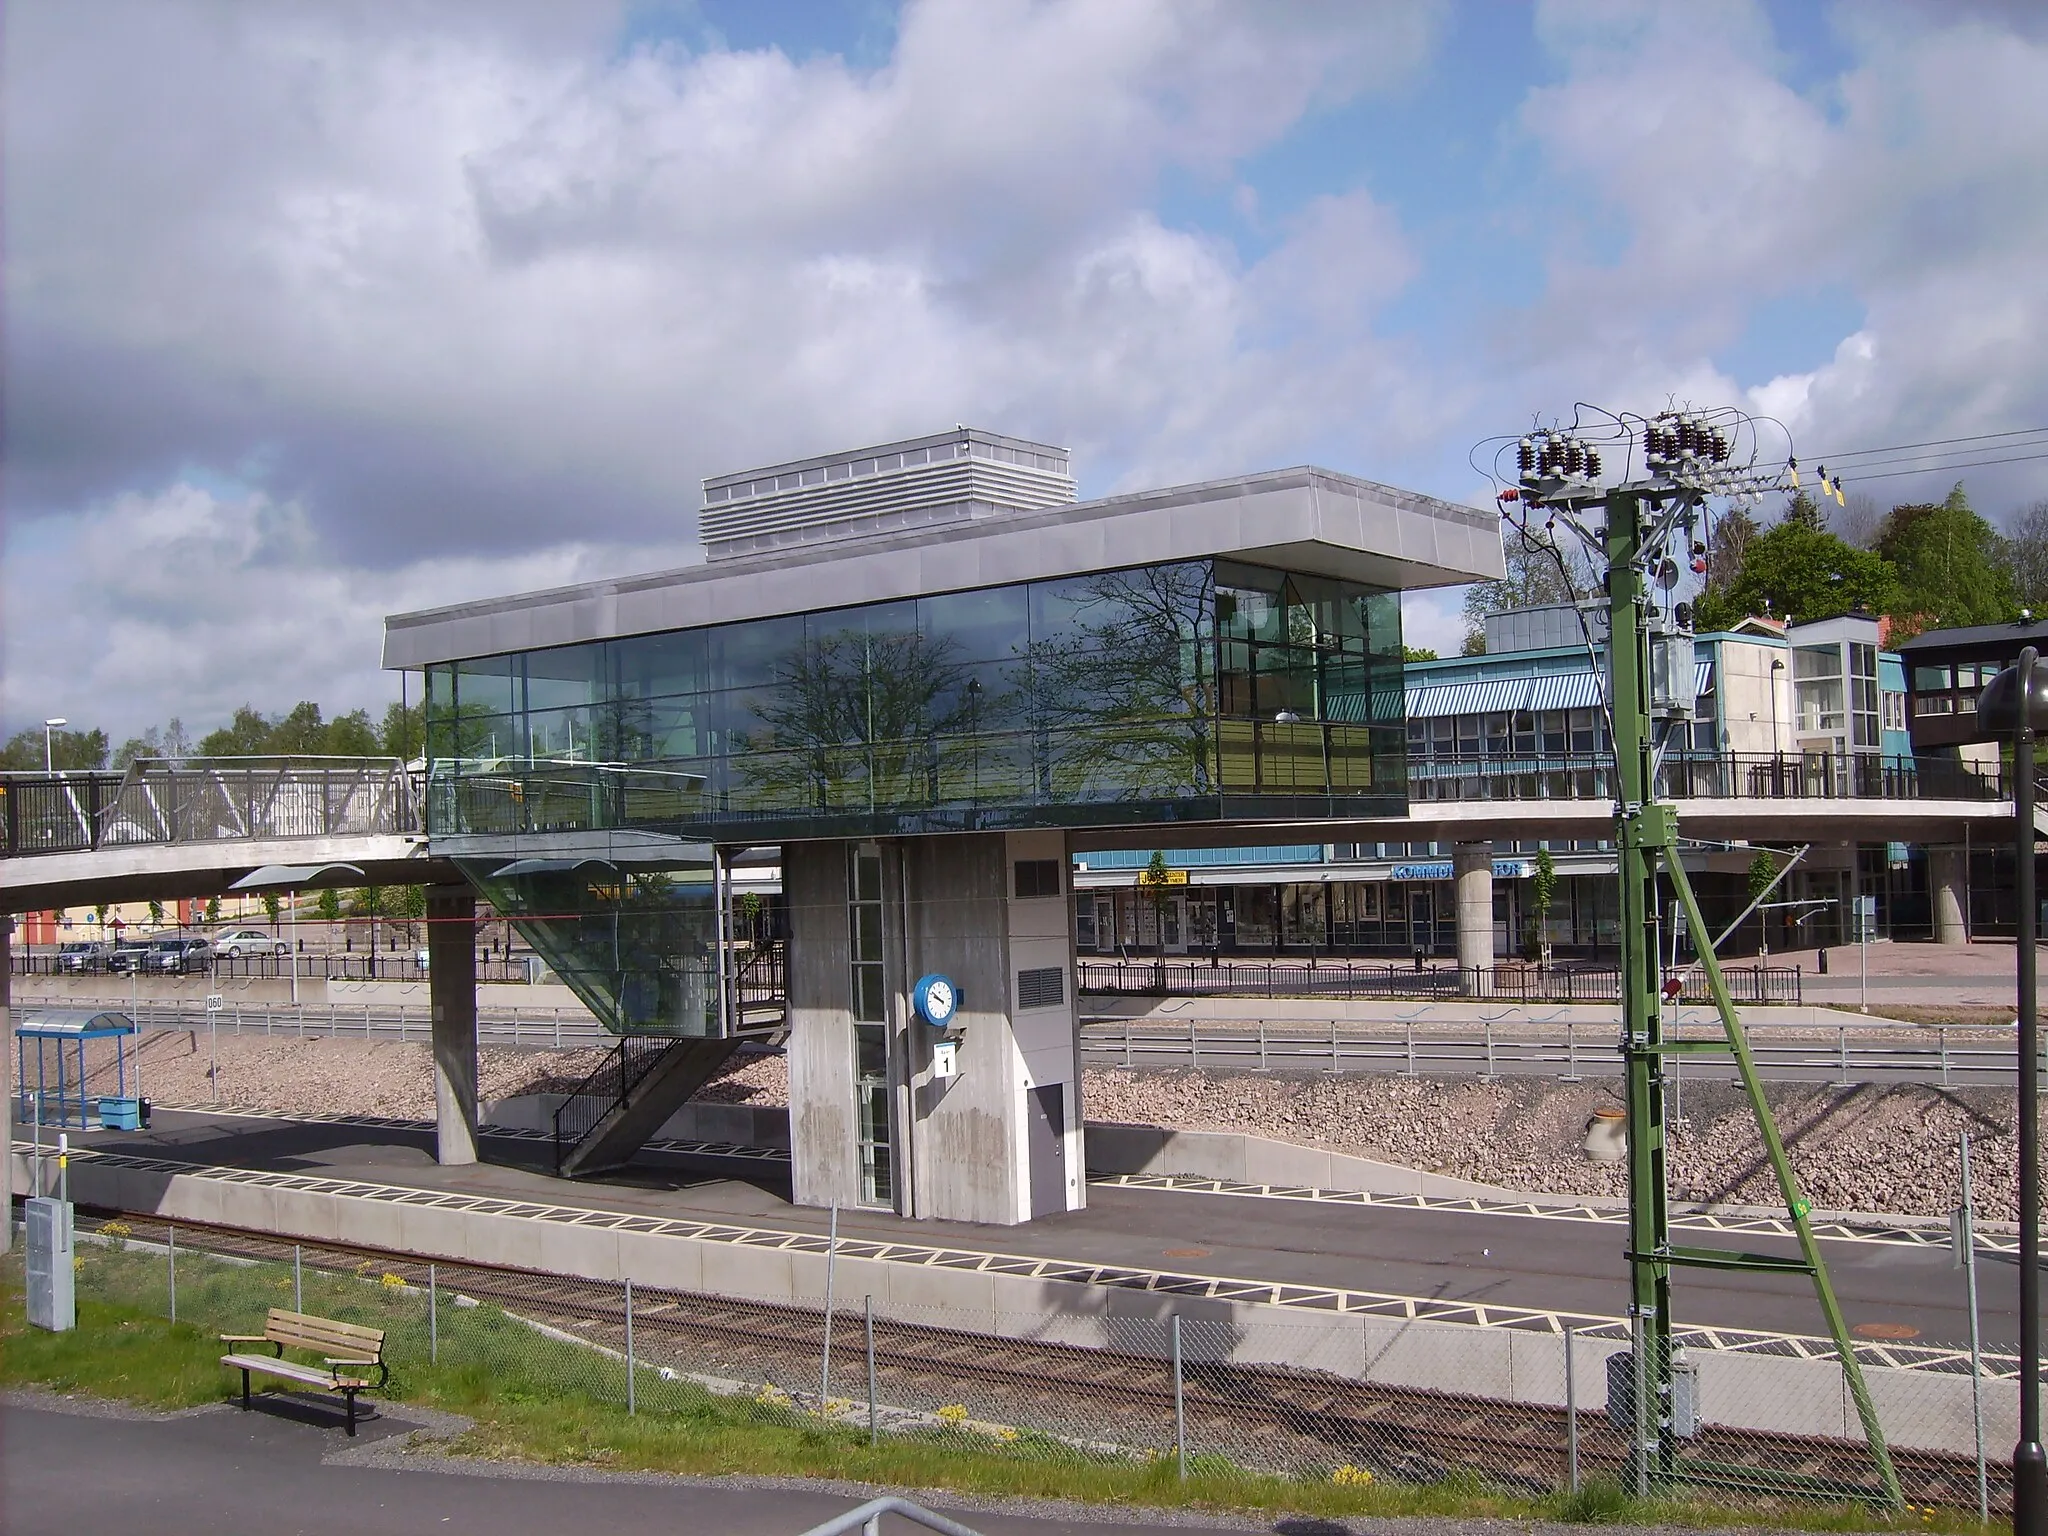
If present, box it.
[0,760,451,910]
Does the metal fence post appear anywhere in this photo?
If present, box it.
[1836,1025,1850,1088]
[1564,1326,1579,1493]
[1123,1024,1133,1070]
[1404,1018,1415,1077]
[1189,1018,1199,1072]
[429,1264,438,1364]
[167,1227,176,1323]
[865,1295,878,1447]
[623,1277,635,1414]
[293,1244,303,1312]
[820,1204,838,1408]
[1329,1017,1340,1074]
[1563,1018,1581,1083]
[1170,1313,1187,1479]
[1257,1022,1267,1072]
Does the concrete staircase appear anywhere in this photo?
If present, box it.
[555,1035,743,1178]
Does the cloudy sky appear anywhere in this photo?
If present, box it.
[8,0,2048,743]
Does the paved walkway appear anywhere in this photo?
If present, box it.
[3,1393,1259,1536]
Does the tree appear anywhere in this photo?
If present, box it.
[314,888,342,921]
[197,705,279,759]
[1691,493,1899,632]
[2006,498,2048,615]
[204,896,220,924]
[1460,631,1488,656]
[1876,484,2014,640]
[0,726,109,770]
[1139,850,1174,965]
[113,717,195,769]
[381,699,425,760]
[262,891,282,927]
[1746,850,1780,957]
[1461,526,1590,652]
[1401,645,1439,663]
[1528,847,1557,966]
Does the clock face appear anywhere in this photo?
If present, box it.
[925,979,954,1019]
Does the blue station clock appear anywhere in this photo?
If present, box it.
[911,973,959,1028]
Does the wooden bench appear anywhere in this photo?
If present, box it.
[220,1308,388,1435]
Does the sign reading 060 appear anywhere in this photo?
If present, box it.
[911,973,960,1028]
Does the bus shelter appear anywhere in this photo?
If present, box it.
[15,1010,139,1131]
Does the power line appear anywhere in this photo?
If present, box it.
[1806,425,2048,462]
[1835,449,2048,485]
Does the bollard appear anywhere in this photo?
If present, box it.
[429,1264,438,1363]
[624,1277,635,1414]
[1170,1313,1187,1479]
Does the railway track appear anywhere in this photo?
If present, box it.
[76,1207,2007,1512]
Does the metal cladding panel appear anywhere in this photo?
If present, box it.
[384,467,1497,667]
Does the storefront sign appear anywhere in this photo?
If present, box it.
[1389,860,1533,881]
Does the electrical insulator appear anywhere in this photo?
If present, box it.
[1585,448,1602,477]
[1564,440,1584,475]
[1518,438,1535,476]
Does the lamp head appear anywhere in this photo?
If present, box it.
[43,717,66,729]
[1976,650,2048,734]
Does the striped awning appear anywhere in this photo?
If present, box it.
[1404,678,1532,718]
[1527,672,1604,712]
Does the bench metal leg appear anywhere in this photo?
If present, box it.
[344,1390,357,1437]
[241,1368,250,1411]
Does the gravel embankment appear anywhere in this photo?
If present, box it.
[1083,1068,2020,1222]
[82,1033,2014,1220]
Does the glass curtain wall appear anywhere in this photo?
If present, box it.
[424,559,1405,841]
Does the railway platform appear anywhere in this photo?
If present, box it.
[14,1104,2009,1352]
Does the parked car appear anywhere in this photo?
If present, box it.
[105,938,155,974]
[57,940,110,972]
[143,936,214,974]
[213,928,288,958]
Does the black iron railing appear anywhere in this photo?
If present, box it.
[1076,959,1802,1004]
[551,1034,683,1173]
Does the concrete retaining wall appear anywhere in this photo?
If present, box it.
[485,1093,790,1150]
[12,1147,2004,1456]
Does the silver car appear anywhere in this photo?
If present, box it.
[212,927,288,958]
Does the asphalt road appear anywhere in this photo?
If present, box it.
[68,1109,2024,1348]
[0,1396,1253,1536]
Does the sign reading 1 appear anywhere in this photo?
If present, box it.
[911,973,959,1028]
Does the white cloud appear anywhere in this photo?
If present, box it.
[1505,0,2048,505]
[2,479,662,740]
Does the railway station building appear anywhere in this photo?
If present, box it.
[384,428,1501,1224]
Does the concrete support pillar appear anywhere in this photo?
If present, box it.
[426,885,479,1166]
[1453,842,1494,996]
[1929,847,1969,947]
[1,915,12,1253]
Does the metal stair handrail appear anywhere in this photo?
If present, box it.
[792,1497,986,1536]
[550,1033,680,1171]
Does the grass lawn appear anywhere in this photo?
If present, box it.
[0,1238,1984,1532]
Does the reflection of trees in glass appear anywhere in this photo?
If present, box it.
[1006,563,1215,801]
[473,862,717,1036]
[734,630,973,812]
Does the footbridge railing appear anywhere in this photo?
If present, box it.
[0,759,420,857]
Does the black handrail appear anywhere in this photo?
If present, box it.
[550,1034,683,1172]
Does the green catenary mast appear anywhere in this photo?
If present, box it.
[1503,413,1900,1507]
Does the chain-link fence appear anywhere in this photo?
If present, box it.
[55,1213,2015,1518]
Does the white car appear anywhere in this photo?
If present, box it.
[213,928,289,958]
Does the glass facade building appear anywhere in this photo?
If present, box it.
[423,558,1407,844]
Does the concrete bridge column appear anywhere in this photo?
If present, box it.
[1929,847,1968,947]
[426,885,478,1166]
[1,915,12,1253]
[1453,842,1494,996]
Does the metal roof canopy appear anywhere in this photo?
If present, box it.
[16,1009,136,1038]
[382,465,1503,669]
[229,862,366,891]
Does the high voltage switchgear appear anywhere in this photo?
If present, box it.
[1473,406,1902,1507]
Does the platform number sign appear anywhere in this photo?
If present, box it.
[911,973,959,1028]
[205,994,225,1013]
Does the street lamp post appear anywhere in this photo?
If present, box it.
[42,717,67,773]
[1978,647,2048,1535]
